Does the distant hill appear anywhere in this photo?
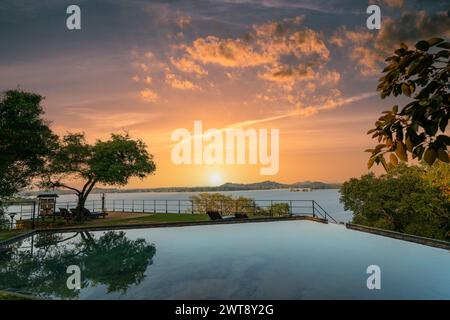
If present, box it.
[21,180,341,196]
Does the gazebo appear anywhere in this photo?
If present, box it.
[36,193,59,217]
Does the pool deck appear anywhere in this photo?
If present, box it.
[0,215,327,246]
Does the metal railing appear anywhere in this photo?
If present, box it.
[0,199,336,230]
[0,201,37,230]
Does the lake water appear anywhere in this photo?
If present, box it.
[1,220,449,299]
[55,189,352,223]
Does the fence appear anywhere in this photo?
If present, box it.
[0,198,336,230]
[0,201,37,230]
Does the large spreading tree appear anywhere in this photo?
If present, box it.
[367,37,449,169]
[41,132,156,218]
[0,90,57,200]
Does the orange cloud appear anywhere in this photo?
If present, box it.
[165,72,201,91]
[170,56,208,76]
[140,88,159,102]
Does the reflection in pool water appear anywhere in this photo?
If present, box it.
[0,221,449,299]
[0,231,156,299]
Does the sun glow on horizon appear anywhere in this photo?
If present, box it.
[209,173,223,186]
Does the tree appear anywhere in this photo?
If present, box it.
[340,163,450,240]
[41,132,156,219]
[367,37,449,169]
[0,90,57,199]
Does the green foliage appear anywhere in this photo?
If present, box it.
[0,90,57,199]
[0,231,156,298]
[368,38,449,169]
[190,193,291,217]
[41,132,156,217]
[258,202,290,217]
[190,193,256,215]
[340,163,450,240]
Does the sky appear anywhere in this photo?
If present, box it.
[1,0,449,188]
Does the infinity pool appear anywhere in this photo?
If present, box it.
[1,221,449,299]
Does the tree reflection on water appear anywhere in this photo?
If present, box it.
[0,231,156,299]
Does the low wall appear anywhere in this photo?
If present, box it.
[346,223,450,250]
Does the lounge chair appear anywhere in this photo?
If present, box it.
[85,209,107,219]
[70,208,107,219]
[234,213,248,219]
[206,210,223,220]
[58,207,74,220]
[206,211,248,221]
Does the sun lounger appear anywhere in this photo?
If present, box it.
[206,211,248,221]
[69,208,107,219]
[57,207,74,221]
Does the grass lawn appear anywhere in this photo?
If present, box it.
[0,229,29,242]
[0,291,34,300]
[1,212,289,239]
[82,212,211,227]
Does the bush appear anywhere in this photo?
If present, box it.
[190,193,256,216]
[340,162,450,240]
[259,203,290,217]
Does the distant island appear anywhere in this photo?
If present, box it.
[21,180,341,196]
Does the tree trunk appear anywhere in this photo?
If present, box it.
[75,194,86,221]
[75,179,97,221]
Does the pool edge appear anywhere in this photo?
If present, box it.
[346,223,450,251]
[0,215,327,246]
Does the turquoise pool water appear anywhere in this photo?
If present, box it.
[1,221,449,299]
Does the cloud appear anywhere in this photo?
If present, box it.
[185,35,272,67]
[177,15,191,29]
[170,56,208,76]
[168,91,376,148]
[375,10,450,51]
[165,72,201,91]
[331,10,450,76]
[144,76,152,84]
[369,0,405,8]
[181,16,329,73]
[350,46,384,76]
[140,88,159,103]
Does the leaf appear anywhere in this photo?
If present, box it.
[395,141,408,161]
[400,43,408,50]
[368,156,376,169]
[390,153,399,166]
[380,155,388,171]
[436,42,450,49]
[423,148,437,165]
[405,137,414,152]
[426,37,444,47]
[437,149,449,163]
[413,145,424,159]
[415,40,429,51]
[439,117,448,132]
[382,64,396,73]
[401,83,411,96]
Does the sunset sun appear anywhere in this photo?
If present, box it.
[209,173,222,186]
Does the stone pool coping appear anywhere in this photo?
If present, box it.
[346,223,450,251]
[0,215,327,246]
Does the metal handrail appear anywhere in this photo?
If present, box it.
[1,198,339,229]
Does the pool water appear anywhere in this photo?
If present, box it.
[1,221,449,299]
